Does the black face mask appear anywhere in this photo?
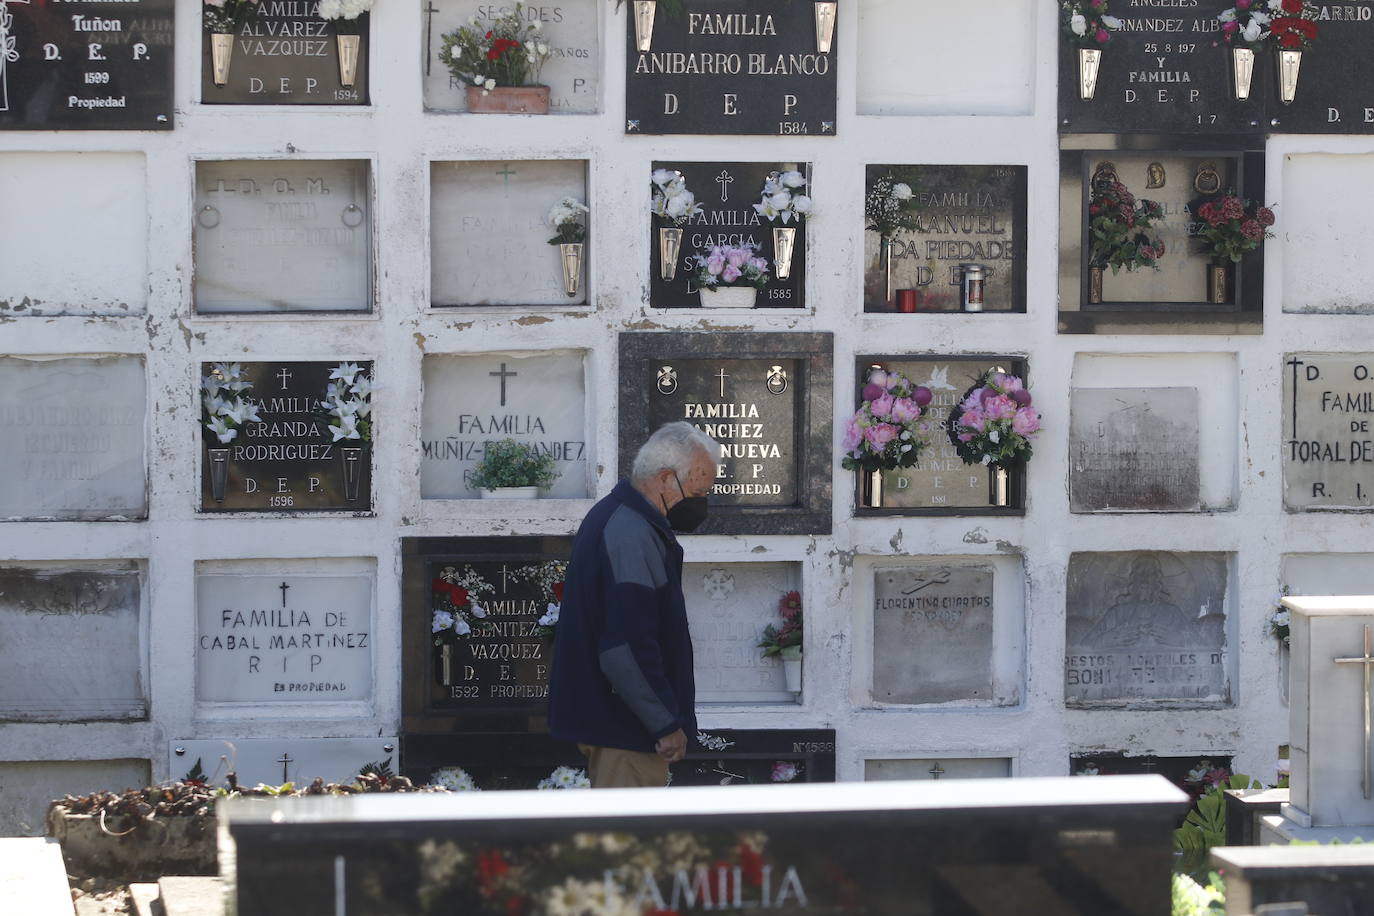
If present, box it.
[663,471,709,533]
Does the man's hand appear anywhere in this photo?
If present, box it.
[655,728,687,763]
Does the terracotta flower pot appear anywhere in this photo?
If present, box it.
[465,85,550,114]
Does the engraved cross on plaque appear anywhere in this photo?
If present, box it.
[278,581,290,608]
[1334,624,1374,800]
[715,368,729,397]
[495,164,517,189]
[277,751,294,783]
[423,1,440,75]
[716,170,734,202]
[277,367,292,389]
[928,762,945,780]
[489,363,517,406]
[499,564,512,590]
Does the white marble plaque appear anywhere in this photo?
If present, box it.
[1283,354,1374,510]
[196,574,373,703]
[194,160,371,312]
[169,737,399,788]
[421,0,600,114]
[873,564,994,704]
[1282,153,1374,314]
[430,160,587,306]
[857,0,1033,116]
[0,153,148,316]
[420,351,588,498]
[685,562,798,704]
[0,356,146,520]
[1070,387,1201,512]
[1065,552,1229,706]
[864,758,1012,781]
[0,564,143,721]
[0,759,150,837]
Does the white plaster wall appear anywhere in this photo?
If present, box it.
[2,1,1373,820]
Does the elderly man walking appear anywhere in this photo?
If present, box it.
[548,421,719,788]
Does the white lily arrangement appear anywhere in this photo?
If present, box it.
[547,197,589,245]
[649,169,704,226]
[322,362,373,443]
[752,170,813,225]
[537,765,591,790]
[201,362,260,445]
[317,0,373,33]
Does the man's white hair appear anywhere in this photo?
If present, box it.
[631,421,719,482]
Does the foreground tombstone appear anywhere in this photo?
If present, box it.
[221,775,1185,915]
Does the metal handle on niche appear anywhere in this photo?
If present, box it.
[197,205,221,229]
[341,204,364,228]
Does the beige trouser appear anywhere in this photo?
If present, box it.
[579,744,669,788]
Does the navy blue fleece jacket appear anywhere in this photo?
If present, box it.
[548,480,697,752]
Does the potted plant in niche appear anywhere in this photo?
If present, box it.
[439,3,552,114]
[317,0,374,88]
[1085,167,1166,303]
[759,590,804,694]
[1193,193,1275,303]
[203,0,261,87]
[649,168,703,281]
[752,168,813,281]
[1060,0,1122,100]
[469,438,559,498]
[547,196,589,298]
[693,242,771,308]
[841,366,933,508]
[947,370,1041,508]
[201,362,259,502]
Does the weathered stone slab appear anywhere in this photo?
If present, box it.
[1070,387,1200,512]
[873,564,994,704]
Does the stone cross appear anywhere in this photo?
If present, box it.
[277,367,292,389]
[495,164,517,189]
[928,762,945,780]
[1334,624,1374,800]
[277,751,294,783]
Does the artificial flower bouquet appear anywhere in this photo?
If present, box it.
[841,367,933,473]
[320,362,373,442]
[431,567,495,643]
[948,372,1041,469]
[864,174,917,239]
[439,3,550,93]
[536,765,590,790]
[546,197,588,245]
[317,0,373,33]
[693,243,770,290]
[1060,0,1123,48]
[1088,179,1166,273]
[649,168,703,226]
[201,362,259,444]
[203,0,260,33]
[1269,0,1318,50]
[1195,194,1275,263]
[753,170,813,225]
[758,590,803,661]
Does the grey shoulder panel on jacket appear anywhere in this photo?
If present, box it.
[604,504,668,589]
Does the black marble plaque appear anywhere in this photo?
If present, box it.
[626,0,838,135]
[864,165,1027,314]
[677,728,836,786]
[201,6,369,105]
[0,0,174,130]
[619,332,833,536]
[1268,7,1374,134]
[651,160,809,309]
[402,536,572,737]
[200,361,373,512]
[224,775,1187,915]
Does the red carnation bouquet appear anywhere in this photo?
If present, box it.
[1270,0,1318,50]
[1088,179,1166,273]
[1195,194,1276,263]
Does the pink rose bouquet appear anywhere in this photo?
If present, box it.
[841,367,933,473]
[948,371,1041,469]
[693,242,771,290]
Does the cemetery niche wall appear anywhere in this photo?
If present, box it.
[863,165,1027,314]
[1069,386,1201,513]
[676,728,836,786]
[649,160,809,310]
[1058,1,1374,136]
[1058,136,1265,333]
[0,0,174,130]
[401,536,579,787]
[193,159,373,313]
[685,561,801,705]
[625,0,838,136]
[1283,353,1374,510]
[853,355,1028,515]
[618,331,832,536]
[201,3,370,105]
[430,160,589,307]
[420,351,590,500]
[0,355,147,520]
[1065,551,1231,708]
[200,360,374,512]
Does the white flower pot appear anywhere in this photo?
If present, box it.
[783,657,802,693]
[699,286,757,308]
[481,486,540,499]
